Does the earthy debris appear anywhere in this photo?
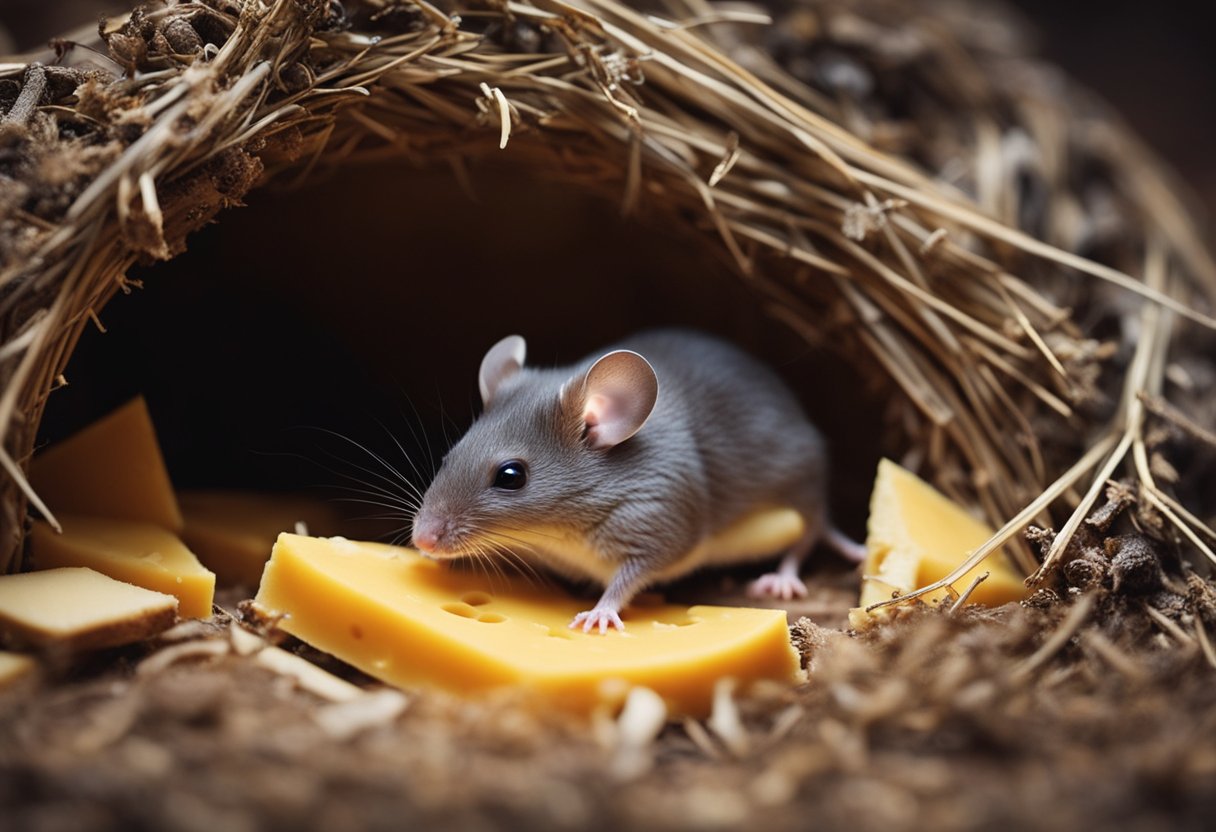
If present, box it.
[1107,535,1164,595]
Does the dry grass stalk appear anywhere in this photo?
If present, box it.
[0,0,1213,612]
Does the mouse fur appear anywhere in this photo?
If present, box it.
[412,329,850,633]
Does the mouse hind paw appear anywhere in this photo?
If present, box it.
[570,608,625,635]
[747,571,808,601]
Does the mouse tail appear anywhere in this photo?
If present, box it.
[824,527,868,563]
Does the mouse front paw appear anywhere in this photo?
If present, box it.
[748,572,808,601]
[570,608,625,635]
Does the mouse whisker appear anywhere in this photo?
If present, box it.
[393,389,441,481]
[332,491,417,512]
[375,416,432,492]
[479,536,542,581]
[468,543,506,589]
[388,526,417,549]
[312,427,428,504]
[270,442,423,521]
[477,531,549,585]
[327,462,424,511]
[491,523,566,545]
[326,468,422,506]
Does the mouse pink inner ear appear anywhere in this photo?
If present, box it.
[579,350,659,450]
[479,335,527,407]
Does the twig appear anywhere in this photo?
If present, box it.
[1,64,47,127]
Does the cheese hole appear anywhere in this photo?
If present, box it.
[476,613,507,624]
[647,610,697,627]
[461,592,493,606]
[868,545,891,573]
[441,602,478,619]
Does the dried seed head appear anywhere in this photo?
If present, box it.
[161,18,204,56]
[1025,525,1056,558]
[1085,479,1135,532]
[1063,549,1109,591]
[1146,589,1187,619]
[1106,535,1163,595]
[1022,587,1060,610]
[1185,575,1216,625]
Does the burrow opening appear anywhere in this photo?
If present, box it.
[36,159,886,548]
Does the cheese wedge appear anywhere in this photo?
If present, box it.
[0,651,37,687]
[254,534,803,717]
[30,397,183,531]
[29,516,215,618]
[0,567,177,650]
[851,459,1027,626]
[696,507,804,566]
[179,491,343,588]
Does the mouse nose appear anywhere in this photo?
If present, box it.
[411,513,447,554]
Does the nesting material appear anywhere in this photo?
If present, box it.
[610,686,668,780]
[0,567,177,650]
[29,515,214,618]
[851,459,1027,627]
[254,645,363,704]
[29,397,183,533]
[179,490,343,589]
[313,689,410,740]
[253,534,802,717]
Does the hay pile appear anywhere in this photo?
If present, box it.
[3,599,1216,831]
[1,1,1215,610]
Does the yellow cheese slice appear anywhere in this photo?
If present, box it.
[0,651,37,687]
[0,567,178,650]
[851,459,1027,626]
[29,516,215,618]
[179,490,343,588]
[695,507,804,566]
[30,397,183,532]
[253,534,803,717]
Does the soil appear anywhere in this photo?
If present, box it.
[2,557,1215,832]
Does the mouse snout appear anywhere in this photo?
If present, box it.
[411,511,451,554]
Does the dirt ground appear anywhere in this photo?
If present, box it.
[3,553,1215,832]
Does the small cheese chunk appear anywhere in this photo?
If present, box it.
[0,651,37,687]
[852,459,1027,626]
[0,567,178,650]
[254,534,803,717]
[29,516,215,619]
[695,507,804,567]
[179,491,343,588]
[30,397,183,531]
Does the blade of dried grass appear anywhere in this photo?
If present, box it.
[1010,592,1095,682]
[867,432,1119,612]
[856,170,1216,330]
[1143,604,1194,647]
[1027,241,1169,584]
[1195,619,1216,670]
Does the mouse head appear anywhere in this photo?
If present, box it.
[411,335,659,559]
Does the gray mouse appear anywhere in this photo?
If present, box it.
[411,329,865,634]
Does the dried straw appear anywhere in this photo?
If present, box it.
[0,0,1213,593]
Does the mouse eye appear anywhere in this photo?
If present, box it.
[492,460,528,491]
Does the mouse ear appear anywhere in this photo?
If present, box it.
[479,335,527,407]
[577,350,659,450]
